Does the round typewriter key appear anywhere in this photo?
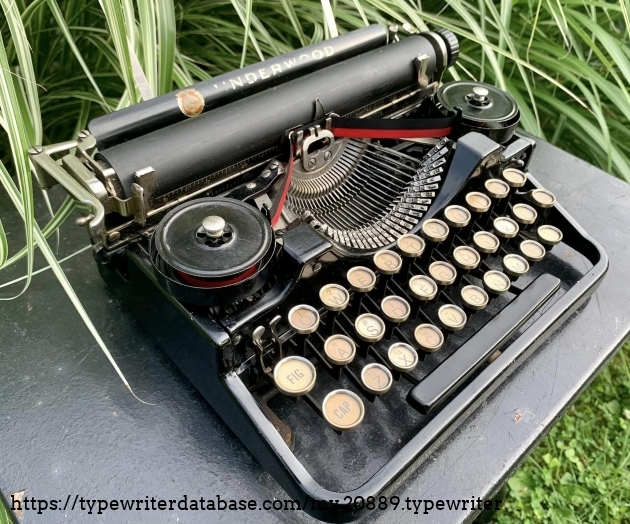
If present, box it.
[536,224,563,246]
[501,168,527,188]
[492,216,520,239]
[421,219,450,243]
[473,231,500,254]
[397,234,425,258]
[461,285,489,311]
[438,304,467,332]
[273,356,316,397]
[346,266,377,293]
[483,270,512,295]
[288,304,320,335]
[319,284,350,312]
[414,324,444,353]
[510,203,538,225]
[322,390,365,431]
[519,239,546,263]
[529,188,556,208]
[361,363,393,395]
[354,313,386,344]
[373,250,402,275]
[319,284,349,335]
[388,343,419,373]
[443,205,471,228]
[502,254,530,279]
[429,261,457,286]
[324,335,356,366]
[381,296,411,323]
[484,178,510,199]
[452,245,481,271]
[408,275,438,302]
[396,234,425,278]
[465,192,492,214]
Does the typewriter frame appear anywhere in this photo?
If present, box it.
[24,23,608,520]
[80,136,607,523]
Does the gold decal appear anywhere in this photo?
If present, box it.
[175,89,204,118]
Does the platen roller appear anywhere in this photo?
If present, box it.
[88,25,388,149]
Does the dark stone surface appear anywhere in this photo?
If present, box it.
[1,140,629,523]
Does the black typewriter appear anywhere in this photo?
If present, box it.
[30,24,608,522]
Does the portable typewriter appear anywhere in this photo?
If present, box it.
[30,24,608,522]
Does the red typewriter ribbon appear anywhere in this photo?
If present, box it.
[330,116,453,140]
[269,143,295,227]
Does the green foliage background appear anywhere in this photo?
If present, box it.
[2,0,630,178]
[1,0,629,522]
[0,499,9,524]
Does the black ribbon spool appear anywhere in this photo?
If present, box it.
[435,81,520,144]
[150,197,274,306]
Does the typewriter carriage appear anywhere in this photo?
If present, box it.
[28,26,609,523]
[30,28,460,254]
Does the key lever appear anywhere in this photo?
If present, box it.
[252,326,272,374]
[269,315,283,359]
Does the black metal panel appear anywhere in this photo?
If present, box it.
[421,132,501,223]
[282,224,332,266]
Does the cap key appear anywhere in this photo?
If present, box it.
[322,389,365,431]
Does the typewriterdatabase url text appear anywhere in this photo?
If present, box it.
[11,494,503,516]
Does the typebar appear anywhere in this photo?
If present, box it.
[407,273,561,415]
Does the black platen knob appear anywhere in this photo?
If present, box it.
[434,28,459,69]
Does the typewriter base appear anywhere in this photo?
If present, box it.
[94,180,606,523]
[0,140,627,524]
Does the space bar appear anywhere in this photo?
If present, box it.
[407,273,561,415]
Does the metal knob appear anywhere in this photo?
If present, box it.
[202,215,225,238]
[472,86,489,102]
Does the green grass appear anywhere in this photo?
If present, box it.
[496,341,630,523]
[0,498,10,524]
